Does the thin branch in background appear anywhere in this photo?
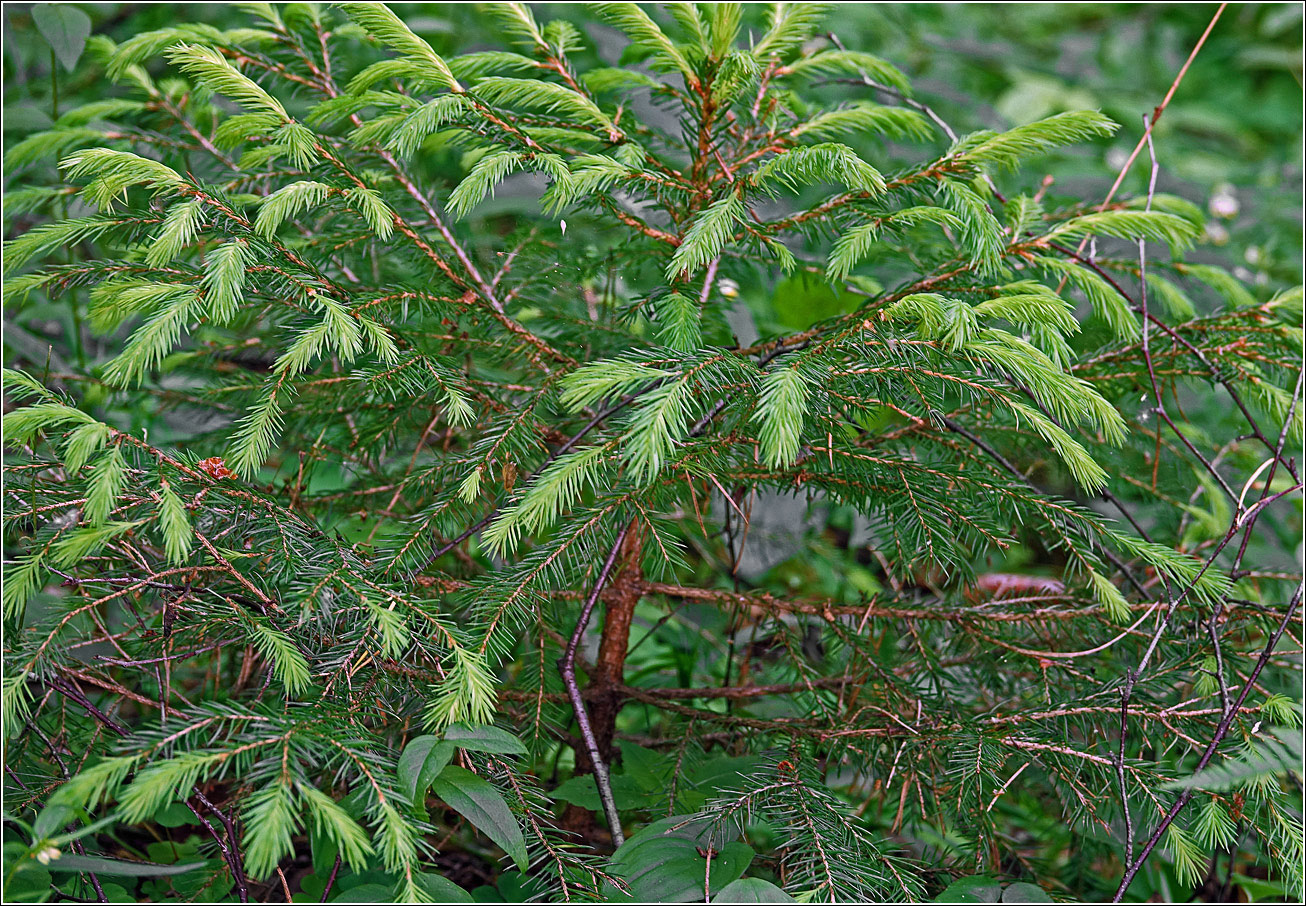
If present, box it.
[1102,111,1301,892]
[1056,2,1227,293]
[1093,4,1227,217]
[1051,241,1299,479]
[822,30,1007,206]
[184,798,248,905]
[1114,584,1303,901]
[1112,121,1169,864]
[193,790,250,904]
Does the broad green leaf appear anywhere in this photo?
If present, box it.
[770,271,863,330]
[549,771,647,811]
[616,740,672,792]
[713,877,798,903]
[934,876,1003,903]
[31,804,76,841]
[33,4,92,71]
[1002,882,1052,903]
[605,836,754,901]
[430,765,528,871]
[413,872,474,902]
[397,735,455,806]
[443,723,528,755]
[333,882,396,902]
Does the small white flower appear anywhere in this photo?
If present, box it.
[1203,222,1229,246]
[1208,184,1239,220]
[718,278,740,299]
[559,219,567,236]
[36,846,61,865]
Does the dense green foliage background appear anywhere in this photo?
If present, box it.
[2,3,1302,905]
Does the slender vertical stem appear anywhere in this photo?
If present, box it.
[184,798,247,905]
[1115,689,1134,866]
[559,522,633,848]
[1092,4,1226,217]
[49,47,59,119]
[320,855,342,903]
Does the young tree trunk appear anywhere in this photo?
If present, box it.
[589,523,644,762]
[561,522,643,840]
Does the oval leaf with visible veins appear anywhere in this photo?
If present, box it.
[431,765,528,871]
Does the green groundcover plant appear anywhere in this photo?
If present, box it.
[1,3,1301,903]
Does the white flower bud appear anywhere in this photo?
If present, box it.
[1208,184,1239,219]
[36,846,61,865]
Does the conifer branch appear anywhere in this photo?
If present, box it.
[3,5,1297,901]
